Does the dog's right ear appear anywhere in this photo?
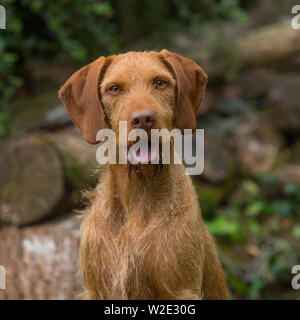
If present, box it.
[58,57,110,144]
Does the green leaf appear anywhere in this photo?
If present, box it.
[292,225,300,238]
[249,278,265,299]
[271,200,293,217]
[247,219,261,234]
[246,200,266,216]
[284,183,300,197]
[94,2,113,17]
[242,180,259,196]
[228,275,248,294]
[258,173,278,186]
[206,216,240,236]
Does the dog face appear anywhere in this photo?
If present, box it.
[100,52,176,138]
[59,50,207,145]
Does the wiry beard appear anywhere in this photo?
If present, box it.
[128,163,164,180]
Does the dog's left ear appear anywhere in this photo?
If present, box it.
[160,49,207,131]
[58,56,111,144]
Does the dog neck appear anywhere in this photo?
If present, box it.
[98,139,191,226]
[110,163,173,206]
[97,160,192,230]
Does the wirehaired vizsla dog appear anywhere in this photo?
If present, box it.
[59,50,229,300]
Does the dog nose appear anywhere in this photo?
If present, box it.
[129,110,156,129]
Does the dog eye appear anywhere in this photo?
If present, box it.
[154,79,168,89]
[108,85,121,94]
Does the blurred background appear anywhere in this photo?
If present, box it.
[0,0,300,300]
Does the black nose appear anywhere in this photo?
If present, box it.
[129,110,156,129]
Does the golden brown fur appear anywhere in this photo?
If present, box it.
[59,50,229,300]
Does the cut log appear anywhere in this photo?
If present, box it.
[0,135,64,226]
[46,126,99,203]
[0,214,82,299]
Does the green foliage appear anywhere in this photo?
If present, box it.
[204,176,300,299]
[63,152,97,202]
[0,0,117,135]
[246,199,265,216]
[249,278,265,299]
[293,225,300,238]
[172,0,247,25]
[206,215,240,237]
[0,0,248,135]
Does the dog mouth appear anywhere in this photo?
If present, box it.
[133,140,158,163]
[124,139,160,164]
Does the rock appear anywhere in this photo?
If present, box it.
[190,23,300,81]
[235,72,300,135]
[216,96,252,116]
[0,135,64,226]
[232,68,278,100]
[276,165,300,187]
[289,140,300,163]
[11,90,72,133]
[248,1,293,28]
[268,75,300,133]
[198,113,239,140]
[47,126,98,169]
[0,214,82,299]
[231,113,283,176]
[202,133,233,183]
[46,126,99,202]
[197,88,218,116]
[43,105,71,129]
[237,138,278,176]
[0,128,100,226]
[234,71,300,134]
[197,92,254,140]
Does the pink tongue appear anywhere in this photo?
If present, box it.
[133,145,158,163]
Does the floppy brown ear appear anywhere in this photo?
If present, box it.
[160,49,207,131]
[58,57,109,144]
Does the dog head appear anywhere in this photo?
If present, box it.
[59,50,207,146]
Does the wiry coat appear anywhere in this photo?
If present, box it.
[59,50,229,300]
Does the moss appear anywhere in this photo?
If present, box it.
[0,135,64,226]
[10,90,60,132]
[289,139,300,163]
[193,180,223,218]
[62,152,97,201]
[30,135,97,202]
[193,172,236,219]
